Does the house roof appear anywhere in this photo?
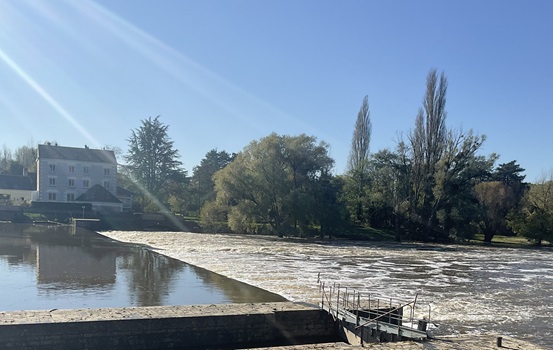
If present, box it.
[38,144,117,164]
[27,172,37,189]
[116,186,134,197]
[0,174,35,190]
[76,184,122,203]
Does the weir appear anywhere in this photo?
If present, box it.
[0,297,548,349]
[0,302,338,349]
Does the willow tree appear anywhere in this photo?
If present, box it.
[212,133,335,236]
[345,95,372,225]
[509,175,553,245]
[474,181,515,242]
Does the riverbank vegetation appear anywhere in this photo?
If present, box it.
[1,69,552,246]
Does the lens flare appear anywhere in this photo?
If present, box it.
[0,48,101,147]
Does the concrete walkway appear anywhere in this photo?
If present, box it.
[2,303,546,349]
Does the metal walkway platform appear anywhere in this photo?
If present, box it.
[318,276,430,345]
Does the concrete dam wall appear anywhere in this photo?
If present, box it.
[0,302,338,349]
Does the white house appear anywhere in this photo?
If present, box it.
[36,144,122,211]
[0,173,35,206]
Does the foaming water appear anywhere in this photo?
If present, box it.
[101,231,553,347]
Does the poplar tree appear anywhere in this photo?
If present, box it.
[345,95,372,225]
[408,69,489,241]
[347,95,372,173]
[408,69,448,239]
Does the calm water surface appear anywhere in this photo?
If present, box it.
[0,224,285,312]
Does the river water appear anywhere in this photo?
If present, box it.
[100,231,553,348]
[0,224,284,312]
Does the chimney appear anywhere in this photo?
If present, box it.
[22,167,28,176]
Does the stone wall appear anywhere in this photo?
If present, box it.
[0,302,338,349]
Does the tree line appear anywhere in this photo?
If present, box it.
[1,69,551,244]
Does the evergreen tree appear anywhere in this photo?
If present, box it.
[125,116,185,209]
[191,149,235,213]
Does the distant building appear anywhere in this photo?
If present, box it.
[0,173,35,206]
[116,186,134,212]
[75,184,122,212]
[37,144,122,212]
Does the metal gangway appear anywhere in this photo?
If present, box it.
[318,276,431,345]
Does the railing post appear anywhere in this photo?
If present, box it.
[336,285,340,319]
[389,297,393,323]
[360,322,364,346]
[356,292,360,326]
[344,287,348,308]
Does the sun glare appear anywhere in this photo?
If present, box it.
[0,48,101,147]
[0,0,333,150]
[68,0,319,136]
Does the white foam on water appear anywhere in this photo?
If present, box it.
[100,231,553,347]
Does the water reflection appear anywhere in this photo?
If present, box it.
[37,245,116,287]
[0,224,285,311]
[0,236,36,266]
[118,248,185,305]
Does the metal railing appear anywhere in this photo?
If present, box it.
[317,274,431,341]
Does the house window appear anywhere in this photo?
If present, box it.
[69,165,75,173]
[104,168,110,176]
[83,179,89,188]
[83,166,89,175]
[68,179,75,187]
[49,178,56,186]
[103,181,110,189]
[48,193,57,201]
[49,164,56,173]
[67,193,75,202]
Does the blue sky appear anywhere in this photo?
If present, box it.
[0,0,551,181]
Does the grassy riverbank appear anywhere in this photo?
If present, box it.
[469,234,551,247]
[337,226,552,248]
